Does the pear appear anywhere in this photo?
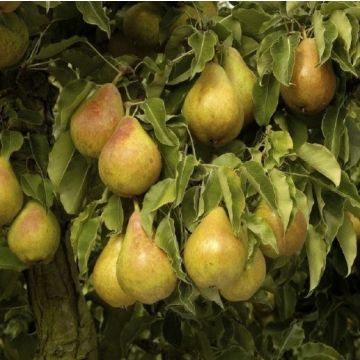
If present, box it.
[92,235,135,308]
[255,200,307,258]
[280,38,336,115]
[8,201,60,264]
[183,207,247,289]
[0,157,23,226]
[182,62,244,146]
[70,83,124,158]
[220,248,266,302]
[116,210,177,304]
[98,116,162,197]
[347,212,360,240]
[0,13,29,70]
[123,2,162,49]
[0,1,21,12]
[223,46,256,127]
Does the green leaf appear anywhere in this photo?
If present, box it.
[271,32,301,86]
[0,131,24,160]
[76,2,110,37]
[175,154,197,206]
[0,247,28,272]
[297,142,341,186]
[268,130,293,165]
[102,195,123,233]
[330,11,352,52]
[28,134,50,176]
[21,174,54,209]
[296,342,344,360]
[212,153,242,168]
[188,30,218,77]
[253,74,280,126]
[273,321,305,357]
[286,1,303,14]
[202,171,222,214]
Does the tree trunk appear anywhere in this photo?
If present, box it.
[27,234,98,360]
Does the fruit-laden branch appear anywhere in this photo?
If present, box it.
[27,232,98,360]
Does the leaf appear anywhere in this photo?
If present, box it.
[175,154,197,206]
[76,2,110,37]
[330,11,352,52]
[271,33,301,85]
[253,74,280,126]
[0,131,24,160]
[21,174,54,209]
[297,142,341,186]
[286,1,303,14]
[268,130,293,165]
[212,153,242,168]
[102,195,123,233]
[296,342,344,360]
[0,247,28,272]
[273,321,305,357]
[306,225,327,293]
[188,30,218,77]
[202,172,222,214]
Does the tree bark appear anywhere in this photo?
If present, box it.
[27,234,98,360]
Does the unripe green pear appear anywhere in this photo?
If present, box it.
[0,13,29,70]
[116,210,177,304]
[92,235,135,308]
[184,207,247,289]
[220,248,266,301]
[0,1,21,12]
[70,83,124,158]
[182,62,244,146]
[8,201,60,264]
[98,116,162,197]
[0,157,23,226]
[280,38,336,115]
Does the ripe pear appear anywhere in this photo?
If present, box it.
[0,13,29,70]
[70,83,124,158]
[116,210,177,304]
[220,248,266,302]
[0,157,23,226]
[223,46,256,127]
[92,235,135,308]
[347,212,360,240]
[8,201,60,264]
[0,1,21,12]
[280,38,336,115]
[123,2,162,49]
[255,200,307,258]
[183,207,247,289]
[182,62,244,146]
[98,116,162,197]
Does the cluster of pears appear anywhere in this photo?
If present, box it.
[0,2,29,70]
[281,37,336,115]
[93,207,177,307]
[182,46,256,147]
[0,157,60,264]
[70,83,162,197]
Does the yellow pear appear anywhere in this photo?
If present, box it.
[8,201,60,264]
[92,235,135,308]
[0,1,21,12]
[347,212,360,240]
[223,46,256,127]
[0,13,29,70]
[0,156,23,226]
[220,248,266,301]
[182,62,244,146]
[116,210,177,304]
[184,207,247,289]
[280,38,336,115]
[98,116,162,197]
[70,83,124,158]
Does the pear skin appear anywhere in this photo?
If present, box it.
[98,116,162,197]
[0,1,21,12]
[0,157,23,226]
[92,235,135,308]
[8,201,60,264]
[0,13,29,70]
[70,83,124,158]
[183,207,247,289]
[223,46,256,127]
[220,248,266,302]
[182,62,244,147]
[116,211,177,304]
[348,212,360,240]
[280,38,336,115]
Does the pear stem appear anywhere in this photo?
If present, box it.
[133,200,140,213]
[301,27,307,40]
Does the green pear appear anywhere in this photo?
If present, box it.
[0,1,21,12]
[182,62,244,146]
[98,116,162,197]
[0,13,29,70]
[223,46,256,127]
[280,38,336,115]
[70,83,124,158]
[8,201,60,264]
[0,157,23,226]
[92,235,135,308]
[220,248,266,302]
[183,207,247,289]
[123,2,162,49]
[116,210,177,304]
